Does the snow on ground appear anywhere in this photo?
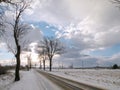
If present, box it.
[0,69,61,90]
[50,69,120,90]
[0,71,14,90]
[1,69,119,90]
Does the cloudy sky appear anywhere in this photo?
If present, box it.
[0,0,120,67]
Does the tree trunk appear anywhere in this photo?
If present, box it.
[30,60,31,69]
[27,59,29,71]
[43,60,45,70]
[39,60,42,69]
[15,46,21,81]
[49,58,52,71]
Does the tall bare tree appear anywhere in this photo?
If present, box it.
[42,49,47,71]
[40,48,47,70]
[36,44,47,70]
[26,53,32,70]
[3,0,31,81]
[41,37,65,71]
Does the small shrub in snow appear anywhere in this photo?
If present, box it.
[112,64,119,69]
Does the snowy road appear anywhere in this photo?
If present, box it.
[37,70,106,90]
[29,70,62,90]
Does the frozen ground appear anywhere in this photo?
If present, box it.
[0,71,14,90]
[0,70,61,90]
[0,69,120,90]
[50,69,120,90]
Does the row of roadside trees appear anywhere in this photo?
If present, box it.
[0,0,65,81]
[26,37,65,72]
[0,0,120,82]
[37,37,65,71]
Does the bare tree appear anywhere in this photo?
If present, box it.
[26,53,32,70]
[42,49,47,71]
[41,37,65,71]
[40,48,47,70]
[36,44,47,70]
[3,0,31,81]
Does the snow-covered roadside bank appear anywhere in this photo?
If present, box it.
[0,71,14,90]
[8,70,41,90]
[0,69,62,90]
[49,69,120,90]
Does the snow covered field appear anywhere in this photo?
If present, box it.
[50,69,120,90]
[0,69,120,90]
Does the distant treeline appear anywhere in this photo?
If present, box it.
[53,64,120,69]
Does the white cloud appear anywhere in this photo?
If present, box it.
[60,16,120,52]
[24,0,120,51]
[24,0,120,67]
[24,0,97,25]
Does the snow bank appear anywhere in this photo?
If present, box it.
[9,70,41,90]
[0,71,14,90]
[50,69,120,90]
[2,70,61,90]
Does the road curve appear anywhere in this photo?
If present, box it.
[37,70,107,90]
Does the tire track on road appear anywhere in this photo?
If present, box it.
[37,70,107,90]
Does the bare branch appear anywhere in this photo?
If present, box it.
[113,0,120,4]
[3,35,16,55]
[0,0,11,3]
[39,36,65,71]
[111,0,120,8]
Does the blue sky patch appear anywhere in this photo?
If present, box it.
[90,44,120,57]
